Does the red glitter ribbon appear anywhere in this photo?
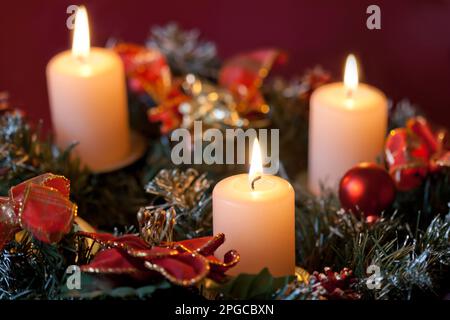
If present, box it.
[114,43,172,102]
[219,48,287,113]
[0,173,77,249]
[114,43,286,133]
[385,116,449,190]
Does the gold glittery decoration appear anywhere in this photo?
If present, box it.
[145,168,211,210]
[295,266,310,284]
[137,206,176,246]
[179,75,247,129]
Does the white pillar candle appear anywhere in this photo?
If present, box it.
[213,139,295,276]
[308,54,388,195]
[46,6,130,172]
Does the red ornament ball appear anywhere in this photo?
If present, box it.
[339,162,396,221]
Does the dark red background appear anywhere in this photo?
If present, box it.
[1,0,450,128]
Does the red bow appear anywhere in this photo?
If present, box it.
[0,173,77,250]
[114,43,172,102]
[78,232,239,286]
[219,48,287,114]
[114,43,285,134]
[147,82,189,135]
[385,117,449,190]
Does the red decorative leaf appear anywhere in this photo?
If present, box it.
[145,252,209,286]
[176,233,225,256]
[78,231,240,286]
[175,233,240,280]
[81,248,154,282]
[78,231,178,258]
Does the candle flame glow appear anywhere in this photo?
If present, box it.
[249,138,263,189]
[72,6,90,60]
[344,54,358,95]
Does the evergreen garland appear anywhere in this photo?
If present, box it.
[1,109,448,300]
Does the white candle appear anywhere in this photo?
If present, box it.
[308,54,388,195]
[46,6,131,172]
[213,139,295,276]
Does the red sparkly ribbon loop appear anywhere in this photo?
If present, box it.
[385,116,449,190]
[114,43,285,134]
[114,43,172,102]
[0,173,76,249]
[219,49,287,114]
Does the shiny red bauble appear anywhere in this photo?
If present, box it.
[339,162,396,221]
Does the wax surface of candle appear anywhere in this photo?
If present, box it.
[308,82,387,194]
[47,48,130,171]
[213,174,295,276]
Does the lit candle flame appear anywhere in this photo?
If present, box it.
[72,6,90,60]
[344,54,358,96]
[249,138,263,189]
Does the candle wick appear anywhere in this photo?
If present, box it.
[75,55,87,64]
[346,88,354,99]
[251,176,262,190]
